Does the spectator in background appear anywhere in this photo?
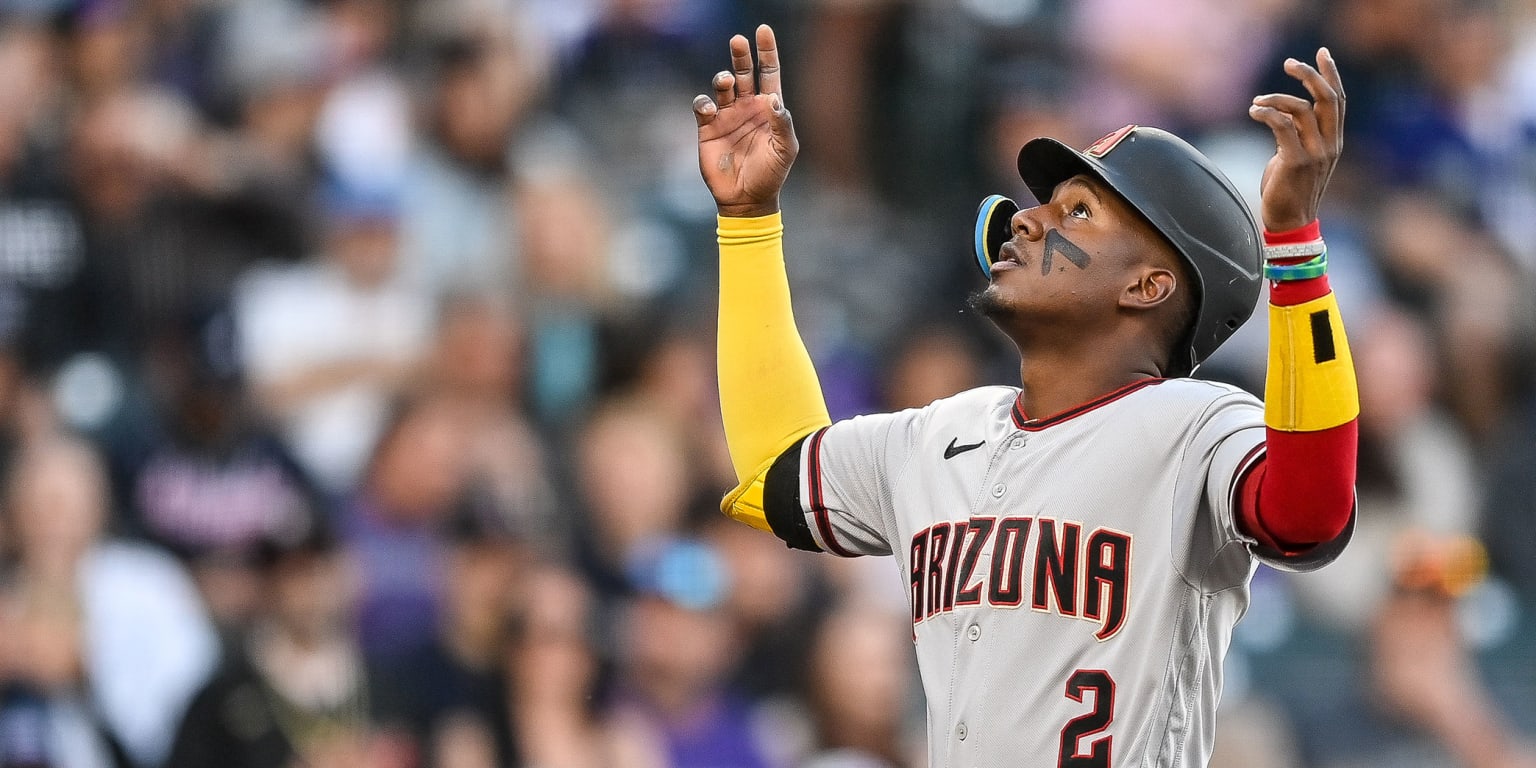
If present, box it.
[425,294,560,553]
[54,87,196,370]
[62,7,270,363]
[0,22,92,376]
[556,0,727,206]
[510,564,645,768]
[67,1,149,106]
[880,324,985,412]
[592,321,732,502]
[1333,0,1521,214]
[2,436,217,767]
[310,0,415,284]
[1368,535,1536,768]
[1071,0,1299,133]
[128,307,322,632]
[625,330,737,503]
[1369,191,1529,442]
[512,164,611,425]
[64,0,314,371]
[376,500,527,768]
[801,607,922,768]
[0,565,119,768]
[570,399,694,604]
[706,518,827,705]
[340,394,471,662]
[235,185,433,493]
[609,538,782,768]
[0,21,56,175]
[200,0,328,266]
[166,511,410,768]
[1276,0,1439,149]
[398,0,549,296]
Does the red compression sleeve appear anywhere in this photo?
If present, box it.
[1236,241,1358,552]
[1237,423,1357,551]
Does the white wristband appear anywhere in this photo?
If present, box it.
[1263,239,1326,262]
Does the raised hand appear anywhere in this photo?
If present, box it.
[1249,48,1345,232]
[694,25,798,218]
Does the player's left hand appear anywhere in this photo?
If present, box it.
[1249,48,1345,232]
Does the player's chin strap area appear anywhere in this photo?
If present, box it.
[973,195,1019,279]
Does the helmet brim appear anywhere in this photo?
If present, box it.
[1017,137,1110,209]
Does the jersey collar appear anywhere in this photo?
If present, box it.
[1011,378,1166,431]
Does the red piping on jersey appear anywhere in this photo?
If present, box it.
[1011,378,1165,431]
[806,427,857,557]
[1230,443,1285,551]
[1233,442,1267,486]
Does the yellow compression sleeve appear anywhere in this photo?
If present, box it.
[1265,291,1359,432]
[717,213,831,530]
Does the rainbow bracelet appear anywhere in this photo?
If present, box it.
[1263,247,1328,281]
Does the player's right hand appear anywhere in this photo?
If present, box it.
[1248,48,1345,232]
[694,24,798,219]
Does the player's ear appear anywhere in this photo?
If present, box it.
[1119,267,1177,312]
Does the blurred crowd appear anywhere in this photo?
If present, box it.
[0,0,1534,766]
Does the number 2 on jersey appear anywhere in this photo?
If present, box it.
[1059,669,1115,767]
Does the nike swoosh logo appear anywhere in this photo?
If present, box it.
[944,438,986,460]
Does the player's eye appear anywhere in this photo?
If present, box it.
[1069,202,1091,220]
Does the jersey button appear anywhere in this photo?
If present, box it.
[957,722,968,741]
[1010,437,1025,450]
[991,483,1006,498]
[967,624,981,641]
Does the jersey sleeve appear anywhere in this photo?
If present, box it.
[761,408,926,557]
[1177,392,1355,590]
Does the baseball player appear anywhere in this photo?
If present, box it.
[696,24,1357,768]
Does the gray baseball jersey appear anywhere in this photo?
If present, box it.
[759,377,1352,768]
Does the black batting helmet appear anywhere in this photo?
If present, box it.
[975,125,1262,378]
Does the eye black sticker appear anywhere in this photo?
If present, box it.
[1043,229,1092,275]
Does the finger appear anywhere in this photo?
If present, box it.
[713,70,736,108]
[693,94,718,127]
[767,95,792,139]
[756,24,783,99]
[1318,48,1346,103]
[1252,93,1324,156]
[1249,104,1306,158]
[730,34,755,99]
[1285,56,1342,151]
[766,98,799,160]
[1318,47,1346,139]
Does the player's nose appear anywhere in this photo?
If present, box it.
[1011,205,1048,241]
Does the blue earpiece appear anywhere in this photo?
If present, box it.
[974,195,1019,279]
